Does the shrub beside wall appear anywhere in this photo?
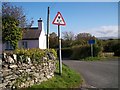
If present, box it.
[71,45,90,59]
[14,48,57,63]
[93,45,102,57]
[71,45,102,59]
[59,45,102,60]
[113,43,120,56]
[114,48,120,56]
[103,39,120,56]
[57,48,73,59]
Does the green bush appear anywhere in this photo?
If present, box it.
[103,39,119,52]
[58,48,73,58]
[71,45,90,59]
[48,49,57,58]
[93,44,102,57]
[103,39,120,56]
[14,48,57,63]
[114,50,120,56]
[113,43,120,56]
[70,44,102,59]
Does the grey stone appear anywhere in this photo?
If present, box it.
[3,53,7,60]
[0,52,56,89]
[14,70,21,75]
[35,70,39,73]
[27,77,31,81]
[0,59,2,66]
[38,79,43,83]
[33,73,39,77]
[7,56,14,64]
[26,57,31,64]
[29,80,34,86]
[0,74,2,84]
[39,73,44,78]
[13,54,17,61]
[9,65,17,69]
[50,73,54,76]
[42,77,47,82]
[0,83,4,88]
[20,82,25,88]
[0,82,8,88]
[2,64,8,69]
[22,63,27,67]
[19,70,24,73]
[24,81,29,87]
[26,69,31,73]
[2,69,12,76]
[10,75,18,81]
[31,66,35,69]
[5,75,13,79]
[34,78,38,83]
[46,75,52,79]
[10,80,16,85]
[6,81,12,88]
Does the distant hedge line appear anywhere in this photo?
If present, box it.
[103,39,120,56]
[57,44,102,60]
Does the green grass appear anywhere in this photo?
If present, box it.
[27,62,83,89]
[81,56,101,61]
[81,56,119,61]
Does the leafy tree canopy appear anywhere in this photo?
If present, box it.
[49,32,58,48]
[2,15,22,49]
[2,2,27,28]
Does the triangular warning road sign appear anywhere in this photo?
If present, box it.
[52,12,66,26]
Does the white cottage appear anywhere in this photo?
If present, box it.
[2,18,46,50]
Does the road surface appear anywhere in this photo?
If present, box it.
[63,59,118,88]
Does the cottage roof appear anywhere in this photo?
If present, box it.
[22,27,41,40]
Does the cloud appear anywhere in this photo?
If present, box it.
[80,25,118,37]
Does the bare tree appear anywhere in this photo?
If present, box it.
[62,31,75,47]
[2,2,27,28]
[49,32,58,48]
[62,31,75,41]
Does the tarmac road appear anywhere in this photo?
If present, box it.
[63,58,118,88]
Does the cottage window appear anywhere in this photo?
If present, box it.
[6,41,13,50]
[22,41,28,49]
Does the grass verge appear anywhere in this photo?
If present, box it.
[27,61,83,89]
[81,56,119,61]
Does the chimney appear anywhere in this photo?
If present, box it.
[38,18,43,30]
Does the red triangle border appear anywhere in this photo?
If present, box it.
[52,12,66,26]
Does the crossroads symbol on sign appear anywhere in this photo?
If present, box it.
[52,12,66,26]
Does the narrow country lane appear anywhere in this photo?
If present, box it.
[63,59,118,88]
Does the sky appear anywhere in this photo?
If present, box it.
[6,2,118,37]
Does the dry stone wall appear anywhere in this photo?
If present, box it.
[0,53,56,90]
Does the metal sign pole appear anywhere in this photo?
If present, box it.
[58,25,62,75]
[47,7,50,49]
[91,44,93,57]
[52,11,65,75]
